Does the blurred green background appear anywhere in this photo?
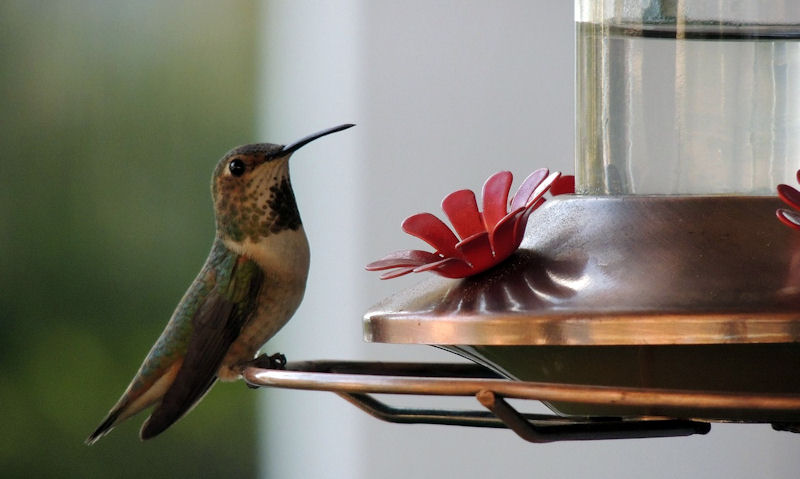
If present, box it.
[1,1,263,477]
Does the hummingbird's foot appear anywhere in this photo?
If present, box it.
[243,353,287,389]
[266,352,287,369]
[248,352,288,370]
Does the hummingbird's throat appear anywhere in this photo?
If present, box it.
[216,161,301,243]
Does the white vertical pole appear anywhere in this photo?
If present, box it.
[256,2,365,478]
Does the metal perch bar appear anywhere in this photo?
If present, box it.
[241,360,800,442]
[242,360,800,412]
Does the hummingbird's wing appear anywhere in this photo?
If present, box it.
[139,252,264,440]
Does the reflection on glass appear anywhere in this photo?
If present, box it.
[576,1,800,194]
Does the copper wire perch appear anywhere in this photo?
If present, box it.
[241,360,800,442]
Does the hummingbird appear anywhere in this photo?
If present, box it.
[86,123,354,444]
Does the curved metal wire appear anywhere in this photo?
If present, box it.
[241,360,800,442]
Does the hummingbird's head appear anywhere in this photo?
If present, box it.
[211,124,354,243]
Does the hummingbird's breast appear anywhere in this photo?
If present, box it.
[217,227,310,380]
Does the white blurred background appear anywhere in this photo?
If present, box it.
[257,1,799,478]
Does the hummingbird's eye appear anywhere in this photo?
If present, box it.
[228,158,246,177]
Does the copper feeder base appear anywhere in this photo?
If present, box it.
[363,196,800,423]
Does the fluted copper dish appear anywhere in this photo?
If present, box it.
[364,196,800,421]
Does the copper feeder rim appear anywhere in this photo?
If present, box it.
[363,196,800,346]
[241,359,800,443]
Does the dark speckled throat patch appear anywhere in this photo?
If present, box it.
[267,178,301,233]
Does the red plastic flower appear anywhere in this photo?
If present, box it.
[777,169,800,229]
[366,169,575,279]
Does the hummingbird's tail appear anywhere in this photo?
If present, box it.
[85,361,182,445]
[138,375,217,440]
[85,367,214,444]
[85,409,123,445]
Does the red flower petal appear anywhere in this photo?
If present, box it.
[778,184,800,211]
[442,189,485,240]
[413,257,474,278]
[365,250,442,271]
[455,231,496,272]
[510,168,548,211]
[402,213,460,257]
[482,171,513,231]
[379,267,417,280]
[491,209,525,260]
[777,208,800,230]
[525,172,561,208]
[549,175,575,196]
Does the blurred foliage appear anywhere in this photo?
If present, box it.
[0,1,263,477]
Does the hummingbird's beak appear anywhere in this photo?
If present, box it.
[279,123,355,156]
